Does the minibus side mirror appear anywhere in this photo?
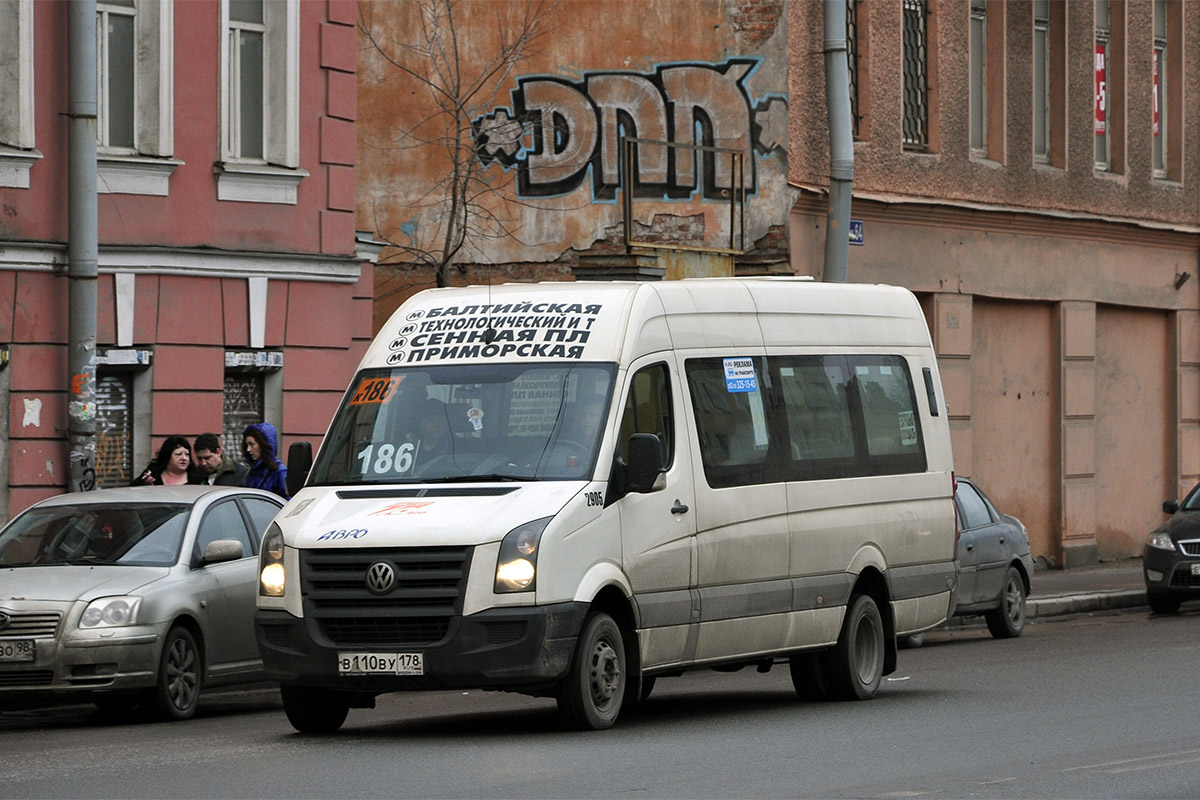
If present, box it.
[626,434,663,494]
[286,441,313,497]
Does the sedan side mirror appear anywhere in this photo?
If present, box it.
[202,539,244,565]
[1164,500,1180,515]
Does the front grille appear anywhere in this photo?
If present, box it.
[301,546,472,647]
[260,624,291,648]
[1169,565,1200,588]
[0,670,53,687]
[0,612,61,639]
[485,620,527,645]
[1179,539,1200,556]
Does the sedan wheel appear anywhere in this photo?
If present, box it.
[1148,591,1182,615]
[985,566,1027,639]
[149,626,202,721]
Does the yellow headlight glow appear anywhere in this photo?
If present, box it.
[495,558,535,591]
[260,563,286,596]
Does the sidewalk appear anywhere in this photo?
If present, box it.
[1025,557,1147,618]
[942,558,1147,630]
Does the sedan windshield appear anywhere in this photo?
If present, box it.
[309,362,616,485]
[0,503,190,567]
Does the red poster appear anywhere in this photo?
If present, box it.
[1094,44,1106,134]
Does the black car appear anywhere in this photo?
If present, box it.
[1143,485,1200,613]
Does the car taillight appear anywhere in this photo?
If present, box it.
[952,472,961,560]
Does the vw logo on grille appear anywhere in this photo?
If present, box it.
[0,611,9,632]
[365,562,396,595]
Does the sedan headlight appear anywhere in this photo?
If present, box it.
[1147,531,1177,552]
[259,523,286,597]
[495,517,552,593]
[80,596,141,629]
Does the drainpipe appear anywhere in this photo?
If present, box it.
[67,0,99,492]
[823,0,854,283]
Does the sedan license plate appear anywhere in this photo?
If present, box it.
[338,652,423,676]
[1191,563,1200,577]
[0,640,34,662]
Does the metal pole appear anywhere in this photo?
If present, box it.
[823,0,854,283]
[68,0,99,492]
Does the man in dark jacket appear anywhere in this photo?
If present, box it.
[193,432,249,487]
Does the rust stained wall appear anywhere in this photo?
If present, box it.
[359,0,792,326]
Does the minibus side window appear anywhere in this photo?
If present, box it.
[848,356,927,476]
[684,358,774,488]
[775,358,858,481]
[617,363,673,469]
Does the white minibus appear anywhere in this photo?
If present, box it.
[255,277,958,731]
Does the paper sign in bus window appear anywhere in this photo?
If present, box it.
[723,358,758,393]
[899,410,917,446]
[349,376,402,406]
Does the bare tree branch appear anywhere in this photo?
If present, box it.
[360,0,562,288]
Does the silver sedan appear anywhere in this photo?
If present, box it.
[0,485,283,720]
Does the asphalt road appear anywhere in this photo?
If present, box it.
[2,607,1198,799]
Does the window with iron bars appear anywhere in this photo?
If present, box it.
[902,0,929,151]
[846,0,861,139]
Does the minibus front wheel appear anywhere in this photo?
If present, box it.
[557,611,626,730]
[281,684,351,733]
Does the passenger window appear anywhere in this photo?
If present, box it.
[849,357,927,475]
[777,359,856,479]
[685,358,774,488]
[193,500,252,564]
[240,497,282,551]
[617,363,673,468]
[955,482,994,530]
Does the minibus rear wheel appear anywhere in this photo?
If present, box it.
[557,611,626,730]
[827,593,884,701]
[788,652,832,701]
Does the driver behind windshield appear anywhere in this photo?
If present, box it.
[412,399,455,465]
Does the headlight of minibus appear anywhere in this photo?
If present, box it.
[495,517,552,593]
[259,523,286,596]
[79,596,141,629]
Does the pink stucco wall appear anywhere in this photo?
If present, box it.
[0,1,355,257]
[0,0,371,519]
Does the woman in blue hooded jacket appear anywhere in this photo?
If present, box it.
[242,422,289,499]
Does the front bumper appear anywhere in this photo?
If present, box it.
[0,624,163,699]
[1143,547,1200,598]
[256,602,588,694]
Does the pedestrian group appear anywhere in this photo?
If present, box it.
[131,422,289,499]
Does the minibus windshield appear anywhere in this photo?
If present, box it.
[308,362,617,485]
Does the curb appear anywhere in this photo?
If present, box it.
[1026,589,1147,619]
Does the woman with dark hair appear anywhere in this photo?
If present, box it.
[132,435,205,486]
[243,422,289,499]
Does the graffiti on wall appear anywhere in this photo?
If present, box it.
[473,58,787,202]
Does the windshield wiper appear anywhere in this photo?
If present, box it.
[420,474,529,483]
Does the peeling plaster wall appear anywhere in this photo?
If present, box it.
[359,0,794,324]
